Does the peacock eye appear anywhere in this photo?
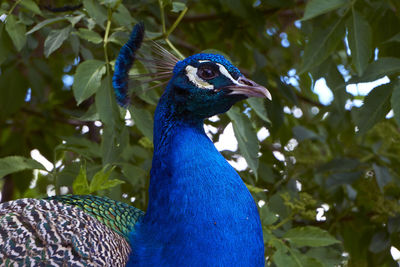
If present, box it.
[197,65,218,80]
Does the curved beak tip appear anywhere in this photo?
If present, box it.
[254,86,272,100]
[264,89,272,100]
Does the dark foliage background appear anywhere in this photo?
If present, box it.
[1,0,400,265]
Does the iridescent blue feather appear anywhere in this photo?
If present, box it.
[112,22,145,106]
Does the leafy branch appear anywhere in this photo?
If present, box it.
[7,0,22,15]
[103,7,114,74]
[152,0,187,60]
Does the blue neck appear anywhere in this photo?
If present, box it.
[128,87,264,266]
[152,91,204,154]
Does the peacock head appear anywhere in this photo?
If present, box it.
[164,53,271,119]
[113,22,271,119]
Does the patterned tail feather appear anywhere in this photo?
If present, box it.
[0,198,131,266]
[112,22,145,106]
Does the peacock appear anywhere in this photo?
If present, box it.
[0,22,271,266]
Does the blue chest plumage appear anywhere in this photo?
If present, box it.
[126,90,264,266]
[111,23,271,266]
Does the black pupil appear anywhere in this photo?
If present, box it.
[197,63,218,80]
[201,68,215,78]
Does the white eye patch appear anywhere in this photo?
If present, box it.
[215,63,241,85]
[185,65,214,90]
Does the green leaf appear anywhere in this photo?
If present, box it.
[171,2,186,12]
[5,15,26,51]
[260,205,278,225]
[352,83,393,134]
[79,104,100,121]
[292,126,320,142]
[302,0,348,21]
[76,28,103,44]
[128,106,154,141]
[227,107,259,176]
[73,165,90,194]
[247,98,270,123]
[44,26,72,57]
[273,248,299,267]
[269,192,290,218]
[20,0,42,15]
[372,164,392,192]
[349,58,400,83]
[108,31,128,46]
[26,17,66,35]
[89,166,124,192]
[258,162,275,183]
[83,0,107,27]
[57,137,101,159]
[95,75,120,127]
[245,183,265,194]
[102,0,120,8]
[307,247,343,267]
[290,249,324,267]
[347,9,372,76]
[89,166,113,192]
[299,18,345,74]
[73,59,106,105]
[69,34,80,56]
[316,58,347,109]
[66,14,85,27]
[113,4,134,28]
[100,178,125,190]
[101,126,119,165]
[121,164,147,186]
[80,45,94,60]
[391,82,400,127]
[265,96,284,135]
[284,226,340,247]
[0,25,11,66]
[272,250,298,267]
[0,156,46,178]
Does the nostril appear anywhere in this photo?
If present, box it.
[238,77,255,86]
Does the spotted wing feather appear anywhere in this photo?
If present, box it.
[0,198,130,266]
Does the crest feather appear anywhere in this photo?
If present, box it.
[113,23,179,107]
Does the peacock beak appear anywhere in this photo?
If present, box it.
[227,76,272,100]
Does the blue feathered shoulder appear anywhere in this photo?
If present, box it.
[112,22,145,106]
